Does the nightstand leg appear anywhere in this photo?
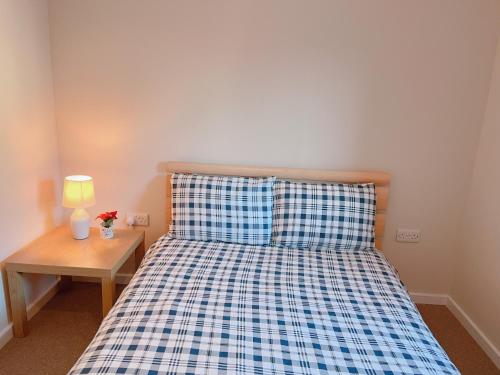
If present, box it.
[134,239,145,271]
[101,276,116,317]
[7,271,28,337]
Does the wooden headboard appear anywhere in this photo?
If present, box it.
[165,162,391,250]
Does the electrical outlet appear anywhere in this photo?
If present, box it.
[396,229,421,243]
[126,213,149,226]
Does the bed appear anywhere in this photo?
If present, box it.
[70,162,458,375]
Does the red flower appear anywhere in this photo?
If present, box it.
[96,211,118,222]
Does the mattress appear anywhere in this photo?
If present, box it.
[70,236,458,374]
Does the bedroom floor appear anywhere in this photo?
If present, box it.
[0,283,497,375]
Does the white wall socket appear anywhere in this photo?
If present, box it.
[396,229,421,243]
[126,213,149,226]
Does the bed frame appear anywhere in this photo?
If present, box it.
[165,162,391,250]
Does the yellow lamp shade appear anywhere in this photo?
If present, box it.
[63,175,96,208]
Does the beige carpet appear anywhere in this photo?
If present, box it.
[0,282,497,375]
[417,304,499,375]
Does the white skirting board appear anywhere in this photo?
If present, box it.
[409,292,449,305]
[72,273,133,285]
[0,282,497,369]
[446,297,500,369]
[410,292,500,369]
[0,278,60,350]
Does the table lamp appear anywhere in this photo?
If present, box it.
[63,175,96,239]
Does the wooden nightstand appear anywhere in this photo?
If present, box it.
[4,225,145,337]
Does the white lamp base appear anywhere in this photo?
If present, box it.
[70,208,90,240]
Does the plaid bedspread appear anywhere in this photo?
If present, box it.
[70,236,458,374]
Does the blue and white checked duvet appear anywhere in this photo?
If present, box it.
[70,236,458,375]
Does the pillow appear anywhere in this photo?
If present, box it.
[271,180,376,250]
[169,173,276,245]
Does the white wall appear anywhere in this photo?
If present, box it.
[48,0,499,293]
[0,0,61,337]
[452,37,500,352]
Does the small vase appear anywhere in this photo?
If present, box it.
[100,225,114,239]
